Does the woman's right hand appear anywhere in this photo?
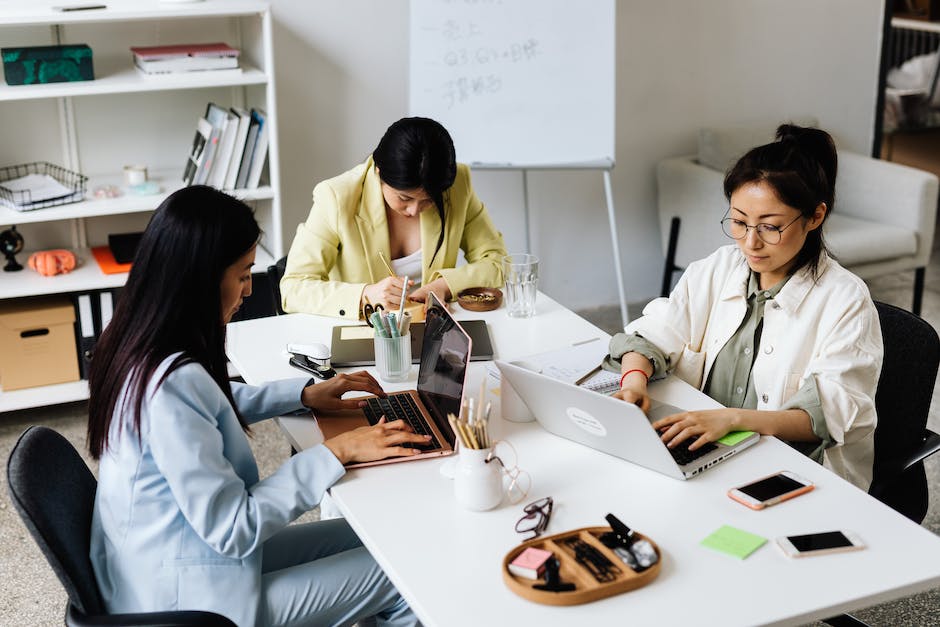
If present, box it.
[323,417,431,464]
[362,276,412,311]
[612,385,651,412]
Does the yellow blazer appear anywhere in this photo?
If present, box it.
[281,156,507,319]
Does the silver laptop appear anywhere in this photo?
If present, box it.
[496,360,759,479]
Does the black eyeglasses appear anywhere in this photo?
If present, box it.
[720,209,803,245]
[515,496,553,540]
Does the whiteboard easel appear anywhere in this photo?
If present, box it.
[474,161,628,329]
[410,0,626,326]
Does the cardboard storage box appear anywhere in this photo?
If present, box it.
[0,296,79,391]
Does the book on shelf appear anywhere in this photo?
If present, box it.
[130,42,240,75]
[234,110,261,189]
[205,103,238,190]
[193,121,221,187]
[183,117,212,186]
[223,107,251,190]
[244,108,269,189]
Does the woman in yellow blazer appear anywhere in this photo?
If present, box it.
[281,117,507,319]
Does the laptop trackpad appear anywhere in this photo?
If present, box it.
[316,410,369,441]
[647,402,685,422]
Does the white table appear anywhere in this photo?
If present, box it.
[227,293,940,626]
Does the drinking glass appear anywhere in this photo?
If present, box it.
[502,254,539,318]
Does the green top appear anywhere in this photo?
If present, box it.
[606,271,830,462]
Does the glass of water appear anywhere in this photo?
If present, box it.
[502,254,539,318]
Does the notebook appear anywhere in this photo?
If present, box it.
[315,292,468,468]
[495,360,759,480]
[330,318,493,367]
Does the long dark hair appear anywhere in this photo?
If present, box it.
[372,117,458,262]
[723,123,837,279]
[87,186,260,459]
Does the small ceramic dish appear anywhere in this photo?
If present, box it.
[457,287,503,312]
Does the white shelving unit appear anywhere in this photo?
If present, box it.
[0,0,281,412]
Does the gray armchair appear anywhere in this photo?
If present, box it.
[657,125,939,314]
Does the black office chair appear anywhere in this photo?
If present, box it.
[868,301,940,523]
[824,302,940,627]
[6,426,236,627]
[267,255,288,316]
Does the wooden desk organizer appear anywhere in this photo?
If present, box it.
[502,526,661,605]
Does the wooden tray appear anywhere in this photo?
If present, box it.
[502,526,661,606]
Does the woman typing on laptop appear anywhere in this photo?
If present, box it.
[607,125,882,491]
[280,116,506,318]
[87,187,426,626]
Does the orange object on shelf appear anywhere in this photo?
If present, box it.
[91,246,132,274]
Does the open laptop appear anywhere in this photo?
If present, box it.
[496,360,759,479]
[316,292,468,468]
[330,319,493,367]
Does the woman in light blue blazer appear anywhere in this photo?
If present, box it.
[87,186,428,626]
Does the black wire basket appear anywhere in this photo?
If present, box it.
[0,162,88,211]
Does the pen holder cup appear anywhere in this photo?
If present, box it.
[374,332,411,383]
[454,447,502,511]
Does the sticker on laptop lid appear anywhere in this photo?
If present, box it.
[566,406,607,437]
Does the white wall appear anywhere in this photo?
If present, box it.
[270,0,885,312]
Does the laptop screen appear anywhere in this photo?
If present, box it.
[416,296,471,442]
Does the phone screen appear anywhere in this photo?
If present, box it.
[737,473,806,502]
[788,531,854,552]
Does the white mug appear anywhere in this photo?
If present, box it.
[454,447,502,511]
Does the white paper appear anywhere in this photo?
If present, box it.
[2,174,74,204]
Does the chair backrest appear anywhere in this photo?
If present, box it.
[870,301,940,522]
[6,426,104,616]
[267,255,287,316]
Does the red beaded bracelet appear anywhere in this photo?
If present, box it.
[620,368,650,389]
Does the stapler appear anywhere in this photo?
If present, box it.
[286,343,336,380]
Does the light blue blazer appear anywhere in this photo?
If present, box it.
[90,354,345,626]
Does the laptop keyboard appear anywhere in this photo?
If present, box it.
[363,395,440,450]
[665,436,717,466]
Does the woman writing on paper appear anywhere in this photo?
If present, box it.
[280,116,507,319]
[607,125,882,490]
[87,186,426,626]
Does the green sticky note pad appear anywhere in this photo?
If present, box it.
[701,525,767,559]
[718,430,756,446]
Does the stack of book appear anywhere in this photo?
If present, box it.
[130,43,240,75]
[183,103,269,190]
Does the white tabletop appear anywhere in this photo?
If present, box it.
[227,293,940,626]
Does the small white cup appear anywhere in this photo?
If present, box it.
[454,447,502,511]
[123,164,148,186]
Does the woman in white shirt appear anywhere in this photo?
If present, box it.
[608,125,883,490]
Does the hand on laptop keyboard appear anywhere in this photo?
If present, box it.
[651,407,736,452]
[322,416,432,464]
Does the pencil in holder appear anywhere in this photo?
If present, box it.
[374,331,411,382]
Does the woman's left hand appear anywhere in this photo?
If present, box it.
[301,371,387,412]
[408,278,451,307]
[651,409,739,451]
